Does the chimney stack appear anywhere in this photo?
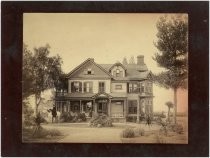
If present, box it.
[137,55,144,65]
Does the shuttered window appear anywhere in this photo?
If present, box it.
[84,82,93,93]
[71,81,82,93]
[99,82,105,93]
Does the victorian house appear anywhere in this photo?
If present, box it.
[55,55,154,122]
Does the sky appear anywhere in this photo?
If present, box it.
[23,13,188,113]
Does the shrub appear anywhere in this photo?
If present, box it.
[89,114,113,127]
[126,116,137,122]
[121,128,135,138]
[47,129,62,137]
[60,112,73,122]
[78,113,86,122]
[32,126,62,138]
[169,124,184,134]
[134,127,145,136]
[34,113,47,126]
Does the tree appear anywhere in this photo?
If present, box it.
[122,57,128,65]
[23,44,63,116]
[129,56,135,64]
[153,15,188,124]
[165,101,174,123]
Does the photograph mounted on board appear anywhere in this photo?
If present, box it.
[22,13,188,143]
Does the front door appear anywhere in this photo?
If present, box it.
[97,102,107,115]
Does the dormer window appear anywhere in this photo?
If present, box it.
[116,69,120,74]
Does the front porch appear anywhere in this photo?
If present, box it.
[55,93,127,121]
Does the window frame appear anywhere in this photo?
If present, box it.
[71,81,82,93]
[98,82,105,93]
[115,84,122,90]
[83,81,93,93]
[128,100,137,114]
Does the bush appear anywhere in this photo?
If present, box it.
[47,129,62,137]
[126,116,137,122]
[134,127,145,136]
[121,128,135,138]
[78,113,86,121]
[34,113,47,126]
[32,126,62,138]
[60,112,73,122]
[89,114,113,127]
[169,124,184,134]
[60,112,87,123]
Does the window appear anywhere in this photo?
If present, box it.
[87,68,92,74]
[128,83,139,93]
[71,81,82,93]
[140,82,144,93]
[85,68,94,75]
[84,82,93,93]
[115,84,122,90]
[115,69,123,77]
[99,82,105,93]
[128,100,137,114]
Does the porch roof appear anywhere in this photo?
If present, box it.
[65,93,95,98]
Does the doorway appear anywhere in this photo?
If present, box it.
[97,102,107,115]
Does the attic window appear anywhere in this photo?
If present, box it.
[116,69,120,74]
[87,68,94,75]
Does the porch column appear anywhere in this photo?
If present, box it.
[69,101,71,112]
[124,99,126,118]
[94,99,97,113]
[137,98,140,123]
[80,100,82,112]
[108,99,111,117]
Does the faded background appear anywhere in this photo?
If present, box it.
[23,13,188,113]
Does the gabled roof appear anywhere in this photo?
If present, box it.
[109,62,127,71]
[92,92,113,99]
[99,63,150,81]
[66,58,112,78]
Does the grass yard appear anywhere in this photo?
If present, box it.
[22,116,188,144]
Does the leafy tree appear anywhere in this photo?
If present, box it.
[23,44,63,115]
[129,56,135,64]
[153,15,188,124]
[165,101,174,123]
[122,57,128,65]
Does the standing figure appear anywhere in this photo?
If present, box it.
[145,115,152,127]
[52,105,57,123]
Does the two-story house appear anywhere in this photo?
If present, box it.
[55,55,154,123]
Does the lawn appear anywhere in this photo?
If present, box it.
[22,116,188,144]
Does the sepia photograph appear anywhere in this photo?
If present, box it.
[22,13,188,143]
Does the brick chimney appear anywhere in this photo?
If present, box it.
[137,55,144,65]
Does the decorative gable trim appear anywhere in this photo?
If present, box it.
[66,58,112,78]
[109,62,127,71]
[92,92,113,99]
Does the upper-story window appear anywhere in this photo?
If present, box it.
[71,81,82,93]
[128,83,139,93]
[84,82,93,93]
[99,82,105,93]
[139,82,145,93]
